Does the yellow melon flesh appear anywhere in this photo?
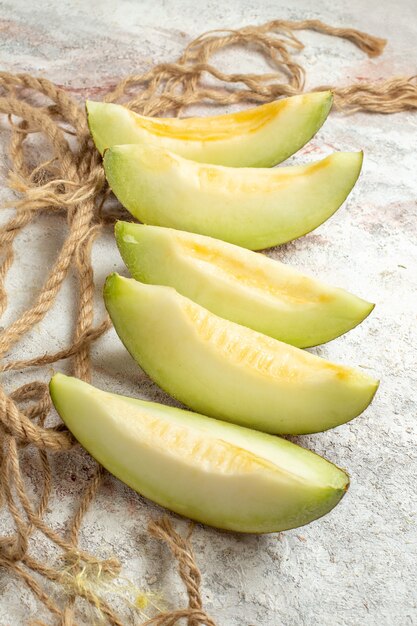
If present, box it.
[104,145,363,250]
[103,274,379,435]
[50,373,349,533]
[116,222,374,348]
[86,91,333,167]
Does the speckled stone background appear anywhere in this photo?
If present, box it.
[1,0,417,624]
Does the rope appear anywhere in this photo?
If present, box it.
[0,18,415,625]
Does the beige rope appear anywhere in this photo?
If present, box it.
[0,18,415,625]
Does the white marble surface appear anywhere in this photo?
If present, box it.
[1,0,417,624]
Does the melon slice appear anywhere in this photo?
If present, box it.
[50,373,349,533]
[103,145,362,250]
[103,274,379,435]
[86,91,333,167]
[115,222,374,348]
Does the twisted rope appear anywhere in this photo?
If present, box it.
[0,18,415,625]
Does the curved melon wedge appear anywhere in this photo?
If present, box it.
[50,373,349,533]
[86,91,333,167]
[115,222,374,348]
[104,274,379,435]
[103,145,363,250]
